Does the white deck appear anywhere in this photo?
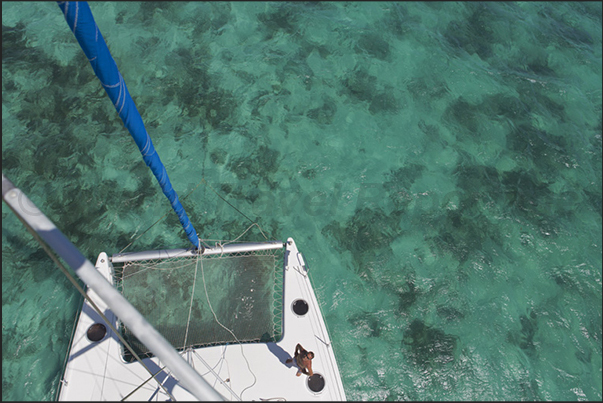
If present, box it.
[58,238,346,401]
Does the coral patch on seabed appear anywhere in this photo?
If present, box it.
[2,1,601,401]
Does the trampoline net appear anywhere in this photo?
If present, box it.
[112,248,284,362]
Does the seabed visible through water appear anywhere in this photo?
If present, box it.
[2,2,602,401]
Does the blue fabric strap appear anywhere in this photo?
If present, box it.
[57,1,200,249]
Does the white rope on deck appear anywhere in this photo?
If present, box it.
[182,252,199,348]
[198,253,258,400]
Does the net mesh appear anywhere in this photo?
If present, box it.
[112,248,284,362]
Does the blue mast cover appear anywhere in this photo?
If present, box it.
[57,1,200,249]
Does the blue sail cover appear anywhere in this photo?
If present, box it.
[57,1,200,249]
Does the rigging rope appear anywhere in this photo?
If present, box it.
[198,253,257,400]
[119,178,208,254]
[119,177,272,254]
[201,178,257,227]
[56,293,83,400]
[120,364,167,401]
[110,173,278,399]
[182,252,199,349]
[10,210,177,401]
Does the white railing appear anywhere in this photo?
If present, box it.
[111,241,284,263]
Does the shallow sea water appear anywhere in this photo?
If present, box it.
[2,2,602,401]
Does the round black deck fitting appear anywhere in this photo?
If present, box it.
[307,373,325,393]
[87,323,107,342]
[292,299,309,316]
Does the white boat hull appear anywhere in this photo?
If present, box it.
[58,238,346,401]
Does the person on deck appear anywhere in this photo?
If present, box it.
[286,343,314,377]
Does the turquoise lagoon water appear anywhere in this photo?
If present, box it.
[2,2,601,400]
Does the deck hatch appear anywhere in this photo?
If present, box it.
[307,373,325,393]
[86,323,107,342]
[292,299,309,316]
